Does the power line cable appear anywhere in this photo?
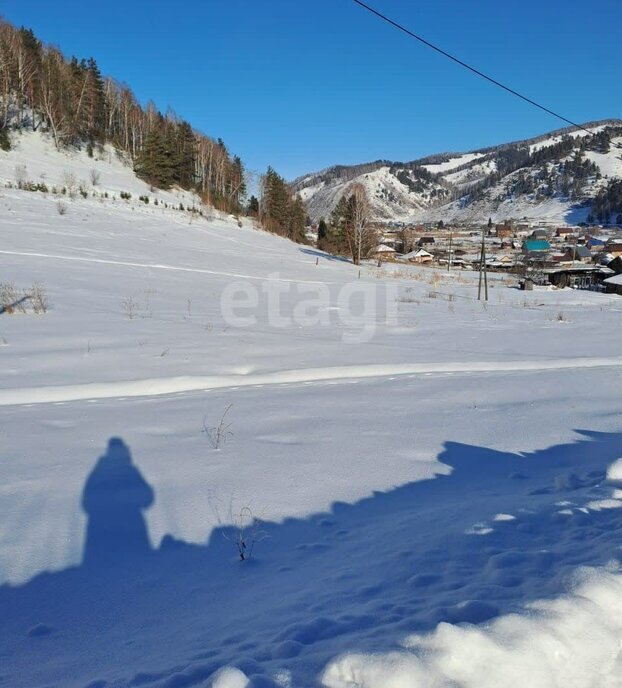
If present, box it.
[351,0,622,150]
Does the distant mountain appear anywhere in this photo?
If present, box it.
[293,120,622,225]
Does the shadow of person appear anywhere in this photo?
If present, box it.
[82,437,154,568]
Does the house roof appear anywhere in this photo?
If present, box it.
[568,246,592,258]
[604,273,622,286]
[401,249,433,259]
[374,244,396,253]
[523,239,551,251]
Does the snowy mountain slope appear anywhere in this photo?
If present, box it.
[299,164,450,221]
[1,132,622,687]
[294,119,622,224]
[1,130,203,210]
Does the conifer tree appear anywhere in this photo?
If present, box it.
[260,167,307,243]
[247,195,259,217]
[135,125,175,188]
[288,195,307,242]
[317,218,328,242]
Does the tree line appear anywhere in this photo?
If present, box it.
[590,179,622,225]
[0,20,248,213]
[317,183,376,264]
[258,167,307,243]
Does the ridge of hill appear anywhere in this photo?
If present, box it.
[294,119,622,225]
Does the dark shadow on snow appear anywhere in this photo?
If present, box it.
[299,247,351,263]
[0,294,31,315]
[82,437,154,568]
[1,430,621,687]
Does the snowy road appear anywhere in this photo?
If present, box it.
[1,356,622,405]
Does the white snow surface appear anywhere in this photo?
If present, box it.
[421,152,485,174]
[323,567,622,688]
[607,458,622,484]
[1,131,622,688]
[585,138,622,179]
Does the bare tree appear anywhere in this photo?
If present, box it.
[345,182,374,265]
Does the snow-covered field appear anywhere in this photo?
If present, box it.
[1,133,622,688]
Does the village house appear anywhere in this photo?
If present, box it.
[372,244,396,259]
[587,236,605,250]
[607,256,622,273]
[562,245,592,263]
[400,248,433,264]
[545,265,612,289]
[530,228,549,240]
[486,254,516,269]
[605,240,622,258]
[603,273,622,295]
[522,238,551,253]
[495,224,513,238]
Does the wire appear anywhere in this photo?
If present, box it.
[351,0,622,150]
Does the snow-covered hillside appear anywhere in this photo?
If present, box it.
[1,130,203,210]
[1,132,622,688]
[294,120,622,224]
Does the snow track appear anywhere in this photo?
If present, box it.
[2,357,622,406]
[0,249,349,285]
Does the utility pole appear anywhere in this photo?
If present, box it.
[477,225,488,301]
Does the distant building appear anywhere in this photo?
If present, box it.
[531,228,549,239]
[372,244,396,258]
[587,236,606,249]
[401,248,433,264]
[522,239,551,253]
[496,224,513,238]
[603,273,622,295]
[605,241,622,258]
[563,245,592,262]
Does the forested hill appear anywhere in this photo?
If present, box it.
[294,120,622,225]
[0,19,246,214]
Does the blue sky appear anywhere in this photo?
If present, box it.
[3,0,621,180]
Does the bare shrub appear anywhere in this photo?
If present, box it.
[29,283,48,314]
[89,169,101,186]
[62,171,78,199]
[15,164,28,188]
[203,403,233,449]
[226,506,267,561]
[122,295,138,319]
[0,283,27,313]
[56,201,68,215]
[210,497,268,562]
